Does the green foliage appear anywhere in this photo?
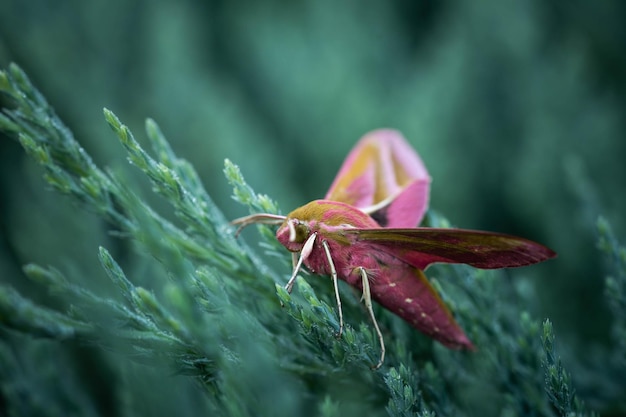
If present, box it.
[2,1,626,391]
[542,320,597,417]
[1,63,624,416]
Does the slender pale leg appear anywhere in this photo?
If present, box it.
[285,233,317,293]
[359,267,385,369]
[322,240,344,338]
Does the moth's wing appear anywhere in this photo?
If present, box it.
[346,227,556,270]
[368,265,474,349]
[325,129,431,228]
[365,179,430,229]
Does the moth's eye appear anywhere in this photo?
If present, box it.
[288,220,309,243]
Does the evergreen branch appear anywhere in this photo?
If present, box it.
[385,366,434,417]
[0,64,256,385]
[0,64,263,279]
[104,110,226,239]
[542,320,597,417]
[0,285,92,339]
[276,279,387,372]
[22,255,225,383]
[0,65,133,230]
[224,158,284,251]
[224,158,279,215]
[0,65,93,177]
[424,216,553,415]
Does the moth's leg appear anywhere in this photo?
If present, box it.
[285,233,317,293]
[279,252,301,308]
[322,240,344,338]
[291,252,298,270]
[358,267,385,370]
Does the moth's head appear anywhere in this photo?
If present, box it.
[276,218,311,252]
[275,199,378,251]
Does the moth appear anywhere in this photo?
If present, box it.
[232,129,556,368]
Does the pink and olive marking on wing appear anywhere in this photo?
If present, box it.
[324,130,431,228]
[349,228,557,270]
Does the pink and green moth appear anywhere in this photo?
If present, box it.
[232,129,556,368]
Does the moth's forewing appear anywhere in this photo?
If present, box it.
[325,129,431,228]
[347,228,557,270]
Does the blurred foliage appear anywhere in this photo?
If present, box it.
[1,1,625,416]
[1,64,620,416]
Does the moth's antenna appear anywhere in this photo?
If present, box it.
[230,213,286,236]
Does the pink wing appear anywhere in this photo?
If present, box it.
[325,129,431,228]
[345,227,556,270]
[368,265,474,349]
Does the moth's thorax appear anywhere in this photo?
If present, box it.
[288,200,379,228]
[275,199,380,252]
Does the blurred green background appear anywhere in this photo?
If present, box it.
[1,0,625,412]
